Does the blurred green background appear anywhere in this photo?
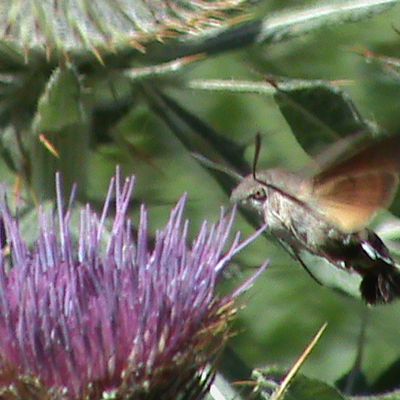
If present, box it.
[3,1,400,397]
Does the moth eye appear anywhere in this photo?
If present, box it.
[251,188,267,202]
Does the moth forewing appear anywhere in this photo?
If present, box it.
[314,134,400,185]
[308,135,400,233]
[310,171,399,233]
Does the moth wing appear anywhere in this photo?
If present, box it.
[310,172,398,232]
[308,135,400,232]
[314,134,400,183]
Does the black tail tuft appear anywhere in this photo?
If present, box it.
[360,266,400,305]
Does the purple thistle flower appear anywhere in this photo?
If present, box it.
[0,173,267,400]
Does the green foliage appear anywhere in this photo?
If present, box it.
[33,66,83,133]
[272,79,373,155]
[31,65,89,199]
[254,367,346,400]
[2,0,400,399]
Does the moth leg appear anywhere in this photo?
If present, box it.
[292,250,323,286]
[273,235,323,286]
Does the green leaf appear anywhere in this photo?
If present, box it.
[284,375,346,400]
[272,78,373,156]
[336,370,369,397]
[256,0,400,45]
[373,215,400,255]
[18,201,53,246]
[254,367,346,400]
[298,253,362,301]
[186,79,277,95]
[217,347,256,400]
[350,391,400,400]
[32,66,83,133]
[185,76,375,156]
[31,65,90,201]
[154,0,400,61]
[125,55,205,82]
[146,88,248,195]
[335,312,369,397]
[361,51,400,83]
[371,358,400,394]
[156,91,247,171]
[0,126,21,173]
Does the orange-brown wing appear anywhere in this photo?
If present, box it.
[309,135,400,232]
[312,171,398,232]
[315,134,400,183]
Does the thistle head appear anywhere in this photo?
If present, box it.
[0,172,267,399]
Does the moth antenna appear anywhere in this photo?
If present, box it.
[252,133,279,190]
[252,132,272,188]
[252,132,262,180]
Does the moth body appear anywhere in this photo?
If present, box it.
[231,135,400,305]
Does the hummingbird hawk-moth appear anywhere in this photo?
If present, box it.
[231,134,400,305]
